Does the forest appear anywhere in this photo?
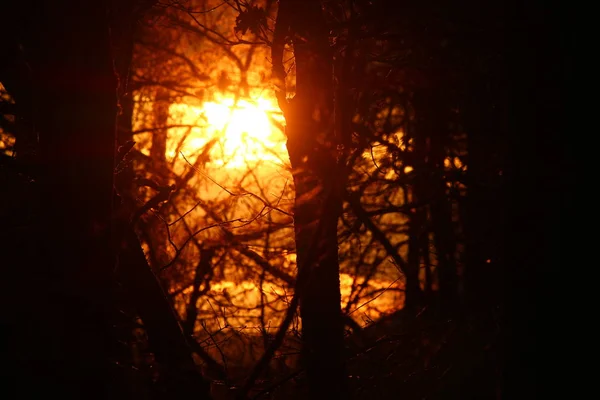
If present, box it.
[1,0,563,399]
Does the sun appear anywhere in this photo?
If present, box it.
[168,94,287,169]
[203,97,276,161]
[203,98,271,143]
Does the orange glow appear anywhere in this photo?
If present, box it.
[174,272,403,331]
[168,94,287,170]
[138,92,404,331]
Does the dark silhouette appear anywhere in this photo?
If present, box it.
[271,0,348,397]
[0,1,210,398]
[0,0,563,398]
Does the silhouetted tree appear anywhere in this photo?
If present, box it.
[272,0,348,397]
[0,1,211,398]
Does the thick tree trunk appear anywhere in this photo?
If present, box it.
[273,0,348,397]
[5,2,124,397]
[1,1,210,398]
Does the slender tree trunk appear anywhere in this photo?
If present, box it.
[413,90,459,311]
[406,118,430,311]
[117,227,211,398]
[421,230,434,300]
[273,0,348,397]
[150,87,169,169]
[143,87,172,275]
[115,87,137,216]
[406,197,425,311]
[182,248,215,335]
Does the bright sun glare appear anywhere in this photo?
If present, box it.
[168,95,286,169]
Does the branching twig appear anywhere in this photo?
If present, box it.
[236,185,339,399]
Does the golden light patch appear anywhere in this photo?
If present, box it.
[169,95,287,170]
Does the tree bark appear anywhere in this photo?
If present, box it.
[272,0,348,397]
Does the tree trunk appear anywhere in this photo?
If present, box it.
[1,1,210,398]
[13,1,124,397]
[117,226,211,398]
[273,0,348,397]
[413,90,459,311]
[150,87,169,169]
[144,87,171,274]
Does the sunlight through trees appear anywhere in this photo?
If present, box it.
[0,0,552,398]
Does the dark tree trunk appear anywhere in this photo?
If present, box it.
[405,195,425,311]
[115,88,137,216]
[1,1,126,397]
[461,74,505,315]
[1,1,210,398]
[117,227,211,398]
[143,87,171,275]
[114,2,138,219]
[182,248,215,335]
[150,87,169,169]
[413,90,459,311]
[406,113,430,310]
[272,0,348,397]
